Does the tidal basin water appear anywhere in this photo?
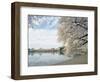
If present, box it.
[28,52,87,66]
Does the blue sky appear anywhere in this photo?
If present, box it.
[28,15,60,30]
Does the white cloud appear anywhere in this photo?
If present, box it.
[29,28,62,49]
[32,19,39,25]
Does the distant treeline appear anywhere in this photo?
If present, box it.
[28,48,59,52]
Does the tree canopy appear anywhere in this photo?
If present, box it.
[57,17,88,55]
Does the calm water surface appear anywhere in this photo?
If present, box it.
[28,52,87,66]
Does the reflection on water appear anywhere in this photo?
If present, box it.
[28,51,75,66]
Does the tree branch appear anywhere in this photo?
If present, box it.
[75,23,88,30]
[78,34,88,39]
